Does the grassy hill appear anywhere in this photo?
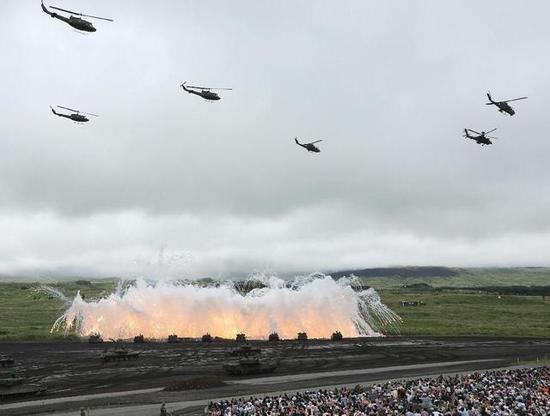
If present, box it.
[330,267,550,289]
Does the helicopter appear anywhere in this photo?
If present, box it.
[463,128,497,146]
[41,1,113,33]
[485,92,527,116]
[50,105,98,123]
[180,82,232,101]
[295,137,322,153]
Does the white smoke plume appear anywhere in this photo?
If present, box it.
[51,273,401,340]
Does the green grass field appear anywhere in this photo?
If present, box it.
[379,290,550,337]
[356,267,550,289]
[0,271,549,341]
[0,280,116,341]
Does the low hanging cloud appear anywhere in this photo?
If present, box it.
[1,207,549,279]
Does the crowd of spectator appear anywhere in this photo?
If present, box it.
[207,366,549,415]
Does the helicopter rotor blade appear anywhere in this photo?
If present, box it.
[49,5,80,15]
[49,5,113,21]
[309,140,323,144]
[485,128,497,134]
[467,129,481,135]
[186,85,232,91]
[57,105,80,113]
[503,96,528,103]
[80,13,113,22]
[82,112,99,117]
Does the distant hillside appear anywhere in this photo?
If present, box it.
[330,266,459,279]
[329,267,550,288]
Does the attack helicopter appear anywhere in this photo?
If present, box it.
[180,82,232,101]
[295,137,322,153]
[486,92,527,116]
[463,128,497,146]
[50,106,98,123]
[41,1,113,33]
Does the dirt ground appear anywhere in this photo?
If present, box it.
[1,337,550,415]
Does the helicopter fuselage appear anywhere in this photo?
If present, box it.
[52,110,89,122]
[69,113,90,122]
[67,16,96,32]
[494,101,514,116]
[181,84,221,101]
[197,90,221,101]
[464,131,492,146]
[304,144,320,152]
[474,136,492,146]
[295,137,321,153]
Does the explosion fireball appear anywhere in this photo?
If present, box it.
[51,274,401,340]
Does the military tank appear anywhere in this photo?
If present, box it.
[229,343,261,356]
[223,344,278,376]
[0,377,46,400]
[88,334,104,344]
[102,347,140,362]
[0,356,14,368]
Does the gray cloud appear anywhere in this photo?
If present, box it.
[1,0,550,277]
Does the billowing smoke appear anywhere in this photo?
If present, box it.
[51,273,401,339]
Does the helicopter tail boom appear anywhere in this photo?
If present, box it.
[41,1,54,16]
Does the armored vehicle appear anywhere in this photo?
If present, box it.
[102,347,140,362]
[0,356,14,368]
[331,331,343,341]
[229,343,261,357]
[268,332,280,342]
[0,377,46,400]
[223,344,278,376]
[88,334,103,344]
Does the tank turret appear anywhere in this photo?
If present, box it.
[268,332,280,342]
[223,345,278,376]
[0,356,14,368]
[88,333,103,344]
[331,331,343,341]
[102,346,140,362]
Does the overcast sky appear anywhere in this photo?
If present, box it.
[1,1,550,279]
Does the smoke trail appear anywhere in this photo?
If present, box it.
[51,273,401,339]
